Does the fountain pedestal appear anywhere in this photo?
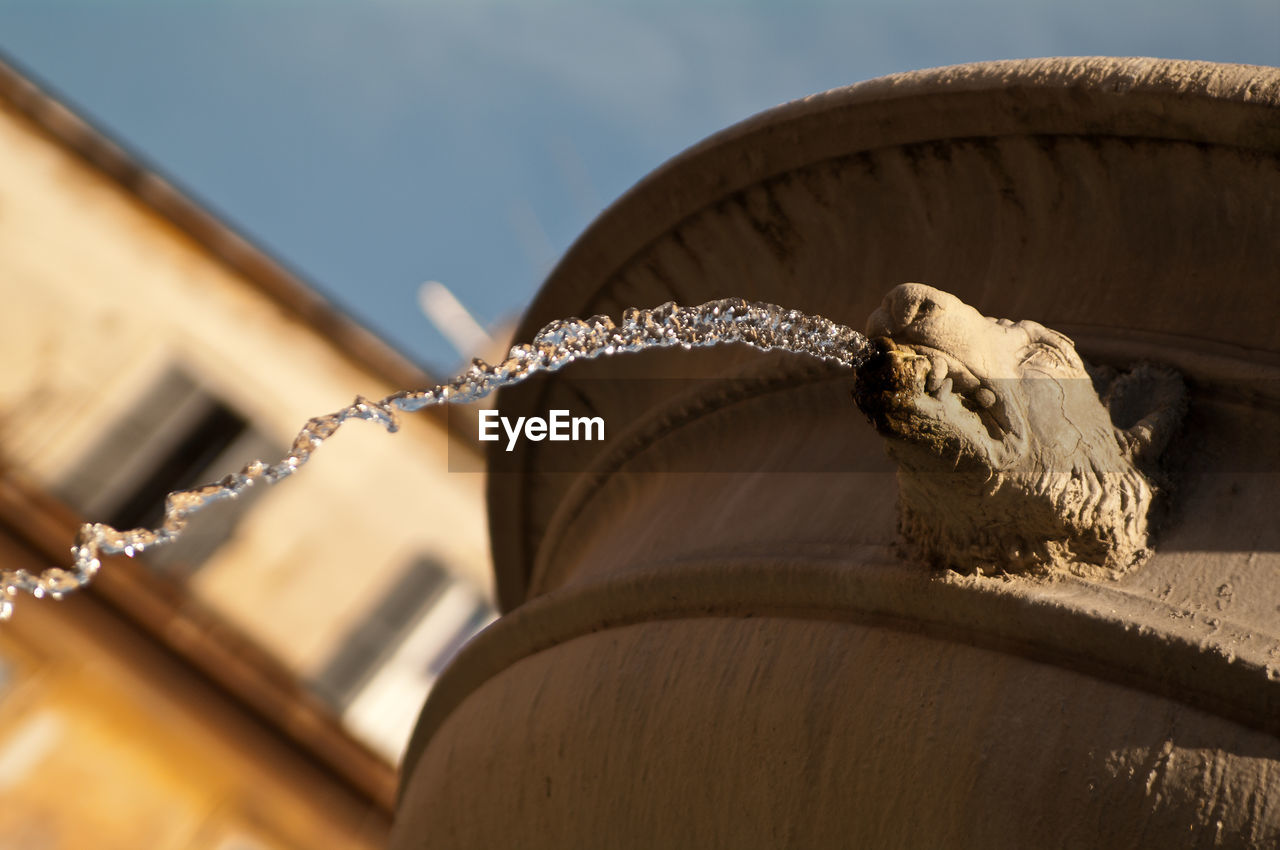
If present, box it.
[394,58,1280,848]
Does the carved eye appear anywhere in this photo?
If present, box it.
[906,299,937,325]
[1021,342,1075,371]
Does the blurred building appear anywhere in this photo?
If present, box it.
[0,54,494,846]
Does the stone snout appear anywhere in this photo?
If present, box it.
[478,409,605,452]
[852,283,1186,579]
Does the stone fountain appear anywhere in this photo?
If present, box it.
[393,58,1280,847]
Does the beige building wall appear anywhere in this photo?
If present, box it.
[0,532,389,850]
[0,60,503,796]
[0,91,491,676]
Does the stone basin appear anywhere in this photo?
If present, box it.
[393,58,1280,848]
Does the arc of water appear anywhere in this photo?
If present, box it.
[0,298,869,621]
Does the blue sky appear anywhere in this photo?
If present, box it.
[0,0,1275,371]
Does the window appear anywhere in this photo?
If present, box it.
[311,555,496,760]
[310,557,452,710]
[56,367,281,576]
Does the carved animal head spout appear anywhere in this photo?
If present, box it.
[852,283,1186,579]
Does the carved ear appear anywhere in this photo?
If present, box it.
[1104,363,1187,466]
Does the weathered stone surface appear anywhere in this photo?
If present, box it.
[395,58,1280,848]
[396,612,1280,849]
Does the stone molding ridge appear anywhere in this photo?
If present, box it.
[399,554,1280,802]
